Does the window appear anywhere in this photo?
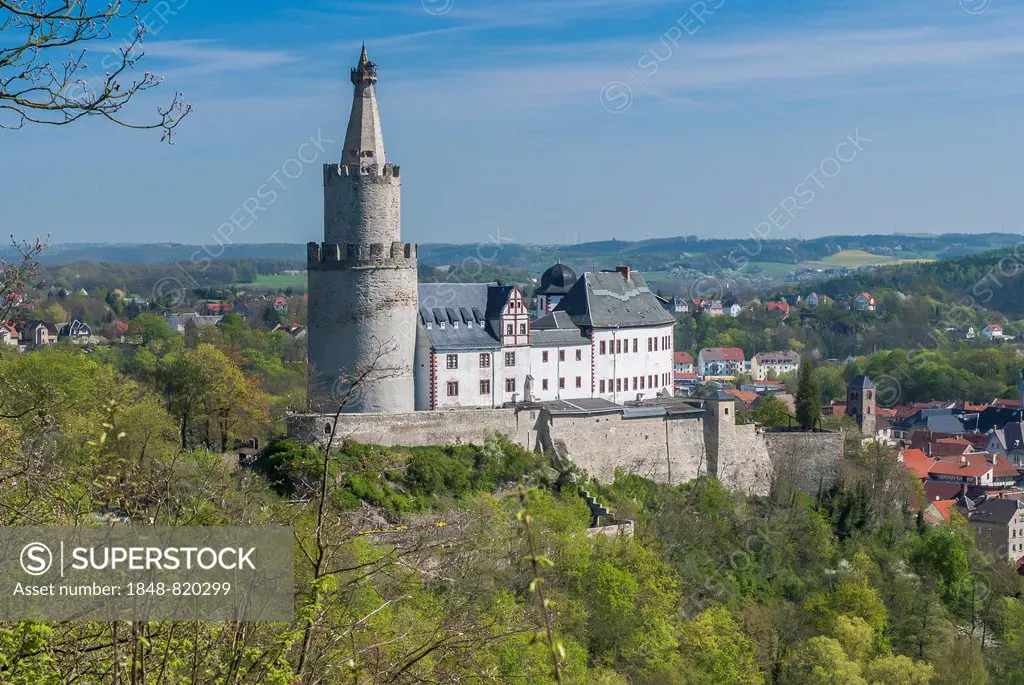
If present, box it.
[648,338,653,352]
[446,381,459,397]
[520,323,527,335]
[505,352,516,366]
[640,376,645,390]
[480,379,491,394]
[559,350,565,362]
[633,377,638,390]
[480,353,491,368]
[600,380,606,393]
[506,324,513,335]
[559,377,565,389]
[616,339,621,354]
[542,378,549,390]
[654,338,659,351]
[633,339,638,353]
[576,376,582,388]
[505,378,516,392]
[542,351,549,363]
[600,341,606,355]
[725,407,730,415]
[446,354,458,369]
[575,349,582,361]
[616,379,622,392]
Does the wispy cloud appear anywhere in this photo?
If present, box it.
[386,19,1024,117]
[142,40,299,80]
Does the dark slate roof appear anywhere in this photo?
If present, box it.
[531,310,589,347]
[969,498,1023,525]
[704,390,737,402]
[849,375,873,389]
[1005,421,1024,451]
[553,270,675,329]
[894,408,970,434]
[537,262,577,296]
[417,283,504,352]
[970,407,1022,433]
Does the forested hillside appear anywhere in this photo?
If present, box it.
[807,247,1024,318]
[1,328,1023,682]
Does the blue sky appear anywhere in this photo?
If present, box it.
[2,0,1024,247]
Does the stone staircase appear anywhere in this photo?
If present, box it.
[579,488,634,538]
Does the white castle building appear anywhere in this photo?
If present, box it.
[308,48,675,413]
[416,264,676,410]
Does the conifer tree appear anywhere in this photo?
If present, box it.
[795,356,820,430]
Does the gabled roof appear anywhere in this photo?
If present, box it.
[699,347,745,362]
[1004,423,1024,452]
[900,448,936,480]
[969,498,1023,526]
[553,269,675,329]
[724,389,758,406]
[928,453,993,479]
[927,499,957,523]
[674,352,694,365]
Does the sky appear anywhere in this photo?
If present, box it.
[2,0,1024,248]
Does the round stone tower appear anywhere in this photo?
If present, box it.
[307,46,417,413]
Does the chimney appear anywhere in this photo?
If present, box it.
[961,454,967,466]
[615,265,631,280]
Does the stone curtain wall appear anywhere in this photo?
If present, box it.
[764,430,845,496]
[286,409,844,499]
[288,408,538,450]
[537,413,707,486]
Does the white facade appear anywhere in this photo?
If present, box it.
[529,343,592,402]
[592,325,675,404]
[751,351,800,381]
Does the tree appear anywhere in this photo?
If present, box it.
[0,238,45,322]
[749,394,792,428]
[0,0,190,138]
[783,636,866,685]
[795,356,820,430]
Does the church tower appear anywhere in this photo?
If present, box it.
[307,47,417,412]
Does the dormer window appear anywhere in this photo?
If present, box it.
[426,322,432,330]
[453,321,459,329]
[440,322,446,330]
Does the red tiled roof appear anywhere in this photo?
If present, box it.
[725,389,759,406]
[932,437,973,458]
[987,324,1003,331]
[674,372,699,380]
[700,347,745,362]
[994,399,1022,409]
[992,456,1020,479]
[674,352,694,365]
[901,449,937,480]
[928,499,957,523]
[767,301,790,313]
[928,454,993,479]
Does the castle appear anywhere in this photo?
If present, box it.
[308,48,675,413]
[296,48,844,497]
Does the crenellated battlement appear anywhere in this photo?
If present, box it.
[324,162,401,184]
[307,241,417,268]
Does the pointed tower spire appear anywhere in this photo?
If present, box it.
[342,45,386,168]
